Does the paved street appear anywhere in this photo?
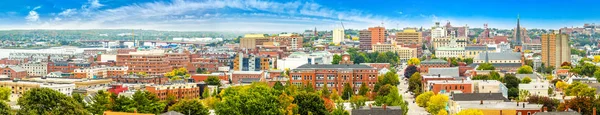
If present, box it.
[399,74,429,115]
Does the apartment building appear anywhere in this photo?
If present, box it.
[47,61,93,73]
[116,50,170,76]
[0,65,28,80]
[232,53,277,71]
[0,80,75,96]
[396,28,422,45]
[541,33,570,68]
[112,75,169,84]
[359,30,372,50]
[73,66,128,79]
[231,71,264,84]
[332,28,345,45]
[369,27,387,45]
[289,64,378,93]
[420,59,450,73]
[21,62,47,77]
[371,43,417,61]
[145,83,200,100]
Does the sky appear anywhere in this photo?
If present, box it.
[0,0,599,32]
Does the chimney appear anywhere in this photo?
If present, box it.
[462,78,464,83]
[383,104,387,110]
[438,74,441,78]
[593,108,596,115]
[517,101,520,106]
[480,100,483,105]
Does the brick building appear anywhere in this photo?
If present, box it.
[112,75,169,84]
[360,63,391,70]
[0,66,27,80]
[289,64,378,93]
[145,83,200,100]
[420,59,450,73]
[426,79,472,94]
[73,66,128,79]
[116,50,171,76]
[47,61,93,73]
[231,71,264,84]
[191,73,229,83]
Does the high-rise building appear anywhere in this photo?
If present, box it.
[396,28,422,45]
[240,34,269,49]
[369,27,387,45]
[541,33,570,68]
[359,30,372,50]
[431,22,447,38]
[333,28,345,45]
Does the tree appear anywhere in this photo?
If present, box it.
[373,85,408,115]
[555,81,569,91]
[438,110,448,115]
[545,75,554,81]
[503,74,520,88]
[293,93,329,115]
[358,83,370,96]
[304,81,315,92]
[517,90,530,102]
[202,87,210,99]
[476,63,495,70]
[349,95,367,110]
[330,89,341,101]
[489,71,501,80]
[89,90,113,114]
[132,91,166,114]
[273,82,285,91]
[527,95,560,111]
[565,82,596,97]
[17,88,88,115]
[215,83,284,115]
[0,101,11,115]
[508,88,519,100]
[341,83,353,100]
[374,71,399,91]
[278,93,297,115]
[521,76,532,84]
[375,53,389,63]
[0,87,10,101]
[408,58,421,65]
[331,101,349,115]
[517,65,534,74]
[72,93,85,108]
[416,91,434,107]
[426,94,449,114]
[112,95,136,112]
[456,109,484,115]
[332,54,342,64]
[409,72,423,95]
[320,83,331,98]
[165,68,191,80]
[404,65,418,78]
[169,99,210,115]
[594,55,600,63]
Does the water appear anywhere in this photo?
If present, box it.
[0,46,111,59]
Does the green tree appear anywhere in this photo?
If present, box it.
[132,91,166,114]
[476,63,495,70]
[330,89,342,101]
[490,71,502,80]
[331,101,349,115]
[517,90,530,102]
[503,74,520,88]
[416,91,434,107]
[374,71,400,91]
[320,83,331,98]
[521,76,532,84]
[205,76,222,87]
[349,95,367,110]
[169,99,209,115]
[293,93,329,115]
[508,88,519,100]
[409,72,423,95]
[0,87,10,101]
[273,82,285,91]
[358,83,370,96]
[332,54,342,64]
[426,94,449,114]
[374,85,408,115]
[408,57,421,65]
[89,90,113,114]
[517,65,534,74]
[215,83,284,115]
[375,53,389,63]
[165,68,191,80]
[457,109,484,115]
[112,95,136,112]
[72,93,86,108]
[565,82,597,97]
[17,88,88,115]
[202,87,210,99]
[0,101,11,115]
[304,81,315,92]
[341,83,353,100]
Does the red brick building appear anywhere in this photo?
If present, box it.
[426,80,472,94]
[145,83,200,100]
[290,64,378,94]
[191,73,228,83]
[112,75,169,84]
[47,61,94,73]
[420,59,450,73]
[231,71,264,84]
[0,58,21,65]
[360,63,390,70]
[116,50,171,76]
[0,66,27,79]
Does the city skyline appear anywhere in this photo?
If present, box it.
[0,0,599,32]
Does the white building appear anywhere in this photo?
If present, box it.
[73,66,128,79]
[277,51,333,70]
[0,80,75,96]
[431,22,447,38]
[519,81,550,97]
[333,28,345,45]
[20,62,48,77]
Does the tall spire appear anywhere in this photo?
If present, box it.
[515,14,522,46]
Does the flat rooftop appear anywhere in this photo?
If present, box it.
[295,64,375,69]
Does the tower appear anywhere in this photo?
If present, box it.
[340,52,354,65]
[514,15,522,52]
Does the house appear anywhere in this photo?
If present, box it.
[519,81,550,97]
[351,105,404,115]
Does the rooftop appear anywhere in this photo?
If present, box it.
[474,52,522,60]
[457,101,543,110]
[452,93,510,102]
[421,59,448,64]
[295,64,375,69]
[428,67,460,77]
[465,46,496,51]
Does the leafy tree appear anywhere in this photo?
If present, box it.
[273,82,285,91]
[304,81,315,92]
[503,74,520,88]
[341,83,353,100]
[548,87,554,95]
[293,93,329,115]
[165,68,191,80]
[476,63,495,70]
[349,95,367,110]
[404,65,418,78]
[202,97,219,109]
[0,101,11,115]
[202,87,210,99]
[17,88,88,115]
[517,65,534,74]
[521,76,532,84]
[508,88,519,100]
[555,81,569,91]
[457,109,484,115]
[527,95,560,111]
[594,55,600,63]
[278,93,297,115]
[215,83,284,115]
[169,99,210,115]
[409,72,423,95]
[196,68,206,74]
[375,53,389,63]
[565,82,596,97]
[373,85,409,115]
[408,57,421,65]
[320,83,331,98]
[374,71,399,91]
[557,96,597,115]
[89,90,113,114]
[132,90,166,114]
[205,76,222,87]
[0,87,10,101]
[416,91,434,107]
[72,93,86,108]
[517,90,530,102]
[331,101,349,115]
[353,54,366,64]
[426,94,449,114]
[438,110,448,115]
[358,83,370,96]
[112,95,136,112]
[332,54,342,64]
[330,89,341,101]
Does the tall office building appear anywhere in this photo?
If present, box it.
[333,28,345,45]
[396,28,422,45]
[359,30,372,50]
[368,27,387,45]
[541,33,570,68]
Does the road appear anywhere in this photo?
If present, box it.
[398,70,429,115]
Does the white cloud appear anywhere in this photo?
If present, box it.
[25,6,41,22]
[89,0,104,9]
[59,9,77,16]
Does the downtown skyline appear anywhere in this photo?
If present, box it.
[0,0,599,32]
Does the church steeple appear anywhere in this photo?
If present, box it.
[515,14,522,46]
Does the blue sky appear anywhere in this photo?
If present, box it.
[0,0,598,32]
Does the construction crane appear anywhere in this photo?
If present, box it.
[340,20,347,40]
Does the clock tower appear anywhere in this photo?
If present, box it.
[340,52,354,65]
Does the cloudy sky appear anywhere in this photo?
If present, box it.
[0,0,599,32]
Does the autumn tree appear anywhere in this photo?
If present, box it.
[408,57,421,65]
[0,87,10,101]
[517,65,534,74]
[409,72,423,95]
[165,68,191,80]
[330,89,342,101]
[169,99,210,115]
[416,91,434,107]
[457,109,484,115]
[358,83,370,96]
[426,94,449,114]
[350,95,367,110]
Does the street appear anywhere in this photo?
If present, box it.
[398,76,429,115]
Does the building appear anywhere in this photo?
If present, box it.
[116,50,171,76]
[290,64,378,93]
[21,62,47,77]
[519,81,550,97]
[333,28,345,45]
[541,33,570,68]
[233,53,277,71]
[359,30,372,50]
[73,66,128,79]
[369,27,387,45]
[277,51,333,70]
[360,63,391,70]
[0,80,75,96]
[352,106,404,115]
[426,80,473,94]
[420,59,450,73]
[83,49,107,55]
[0,65,28,80]
[270,34,303,50]
[396,28,422,45]
[431,22,447,38]
[47,61,93,74]
[371,43,417,61]
[240,34,269,49]
[472,52,523,72]
[112,75,169,84]
[451,101,542,115]
[145,83,200,100]
[231,71,265,84]
[190,73,228,83]
[464,46,497,59]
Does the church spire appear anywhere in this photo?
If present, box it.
[515,14,522,46]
